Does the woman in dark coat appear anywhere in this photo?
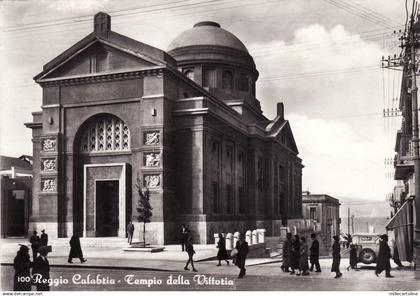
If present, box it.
[216,233,230,266]
[298,236,310,276]
[13,245,32,291]
[348,243,358,270]
[234,234,249,278]
[68,235,87,263]
[184,235,197,272]
[290,235,300,274]
[281,233,292,272]
[331,235,342,278]
[375,234,393,277]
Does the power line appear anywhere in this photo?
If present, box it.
[322,0,402,30]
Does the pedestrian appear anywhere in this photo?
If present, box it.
[331,235,342,278]
[29,230,40,261]
[375,234,393,278]
[309,233,321,272]
[290,234,300,275]
[184,235,197,272]
[127,221,134,245]
[40,230,48,247]
[32,246,50,291]
[68,234,87,263]
[181,224,190,252]
[281,232,292,272]
[234,233,249,278]
[216,233,230,266]
[298,236,310,276]
[347,243,358,270]
[13,245,32,291]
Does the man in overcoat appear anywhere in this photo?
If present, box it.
[375,234,393,278]
[68,235,87,263]
[235,233,249,278]
[309,233,321,272]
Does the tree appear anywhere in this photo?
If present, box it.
[136,176,153,247]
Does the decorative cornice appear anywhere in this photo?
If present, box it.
[37,67,165,87]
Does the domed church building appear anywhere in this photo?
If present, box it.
[25,12,303,244]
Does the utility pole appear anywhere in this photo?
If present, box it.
[408,12,420,279]
[351,215,354,234]
[347,208,350,234]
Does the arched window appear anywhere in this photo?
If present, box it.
[223,70,233,91]
[184,69,194,81]
[80,115,130,154]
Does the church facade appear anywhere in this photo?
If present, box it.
[25,12,303,244]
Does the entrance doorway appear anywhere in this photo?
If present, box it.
[7,190,25,236]
[96,181,119,237]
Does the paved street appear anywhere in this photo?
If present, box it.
[2,259,419,291]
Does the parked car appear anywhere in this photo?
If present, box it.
[351,233,392,264]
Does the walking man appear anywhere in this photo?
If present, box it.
[127,221,134,245]
[309,233,321,272]
[216,233,230,266]
[29,230,40,261]
[68,234,87,263]
[234,233,249,278]
[184,235,197,272]
[181,224,190,252]
[290,234,300,275]
[375,234,393,278]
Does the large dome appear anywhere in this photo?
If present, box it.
[167,21,249,53]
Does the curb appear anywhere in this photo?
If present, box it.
[0,262,176,273]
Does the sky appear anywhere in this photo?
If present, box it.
[0,0,409,205]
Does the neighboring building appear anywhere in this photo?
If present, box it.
[387,71,415,263]
[302,192,341,250]
[0,155,33,238]
[25,13,303,244]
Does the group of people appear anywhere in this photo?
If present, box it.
[13,244,50,291]
[29,230,48,261]
[281,233,322,276]
[180,225,249,278]
[14,230,88,291]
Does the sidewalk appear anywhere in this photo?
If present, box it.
[0,238,281,272]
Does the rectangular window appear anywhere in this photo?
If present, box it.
[310,207,317,220]
[203,68,216,88]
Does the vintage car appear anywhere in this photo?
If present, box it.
[351,233,391,264]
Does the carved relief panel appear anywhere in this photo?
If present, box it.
[41,158,57,171]
[144,152,161,167]
[144,175,160,188]
[41,178,57,192]
[144,131,160,145]
[42,138,57,152]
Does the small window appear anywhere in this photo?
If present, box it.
[203,68,216,88]
[184,69,194,81]
[238,72,249,91]
[223,70,233,91]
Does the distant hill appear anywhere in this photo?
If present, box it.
[337,197,391,235]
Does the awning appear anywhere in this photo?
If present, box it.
[386,199,414,262]
[386,199,413,230]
